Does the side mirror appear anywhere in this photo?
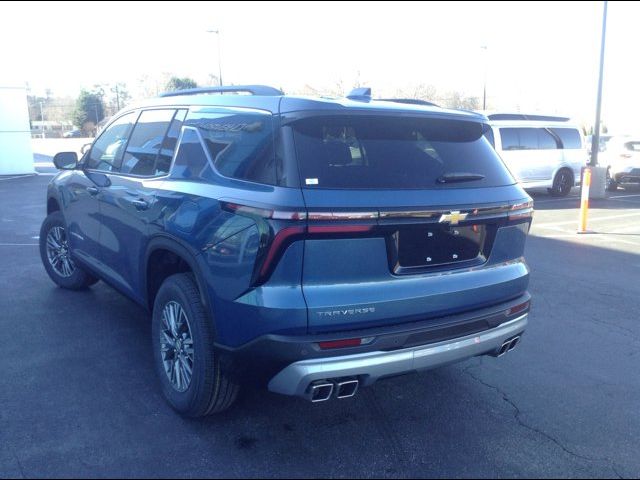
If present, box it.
[81,143,92,154]
[53,152,78,170]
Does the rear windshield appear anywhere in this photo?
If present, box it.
[292,116,515,189]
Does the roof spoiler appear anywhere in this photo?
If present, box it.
[159,85,284,98]
[346,87,372,101]
[487,113,570,122]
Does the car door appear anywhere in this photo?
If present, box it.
[96,109,184,301]
[536,127,562,181]
[67,112,137,266]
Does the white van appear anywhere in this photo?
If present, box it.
[482,114,586,196]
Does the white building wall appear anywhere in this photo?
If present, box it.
[0,86,34,174]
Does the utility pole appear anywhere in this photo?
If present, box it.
[590,1,608,167]
[39,101,45,139]
[207,29,223,86]
[481,45,488,110]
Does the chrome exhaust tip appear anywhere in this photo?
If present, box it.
[507,336,520,352]
[335,379,359,399]
[305,380,334,402]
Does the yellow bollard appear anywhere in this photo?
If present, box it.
[578,168,592,234]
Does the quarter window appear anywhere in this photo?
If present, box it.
[187,111,276,185]
[86,112,137,171]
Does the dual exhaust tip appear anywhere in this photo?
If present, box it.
[494,335,521,357]
[305,378,359,403]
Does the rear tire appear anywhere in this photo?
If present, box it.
[549,169,573,197]
[152,273,239,417]
[39,211,99,290]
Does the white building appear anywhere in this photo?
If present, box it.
[0,85,34,174]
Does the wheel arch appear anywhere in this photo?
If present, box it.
[143,234,212,314]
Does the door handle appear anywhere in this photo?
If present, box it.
[132,199,149,211]
[86,186,100,196]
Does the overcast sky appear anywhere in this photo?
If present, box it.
[2,1,637,131]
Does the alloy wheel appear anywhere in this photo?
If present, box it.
[160,301,195,392]
[46,226,75,278]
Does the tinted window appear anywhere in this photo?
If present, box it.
[156,109,187,175]
[519,128,538,150]
[538,129,559,150]
[120,109,175,176]
[86,112,137,171]
[170,128,214,181]
[292,116,515,189]
[551,128,582,149]
[187,111,276,185]
[499,127,558,150]
[500,128,519,150]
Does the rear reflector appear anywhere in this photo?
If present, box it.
[507,300,530,316]
[318,338,363,350]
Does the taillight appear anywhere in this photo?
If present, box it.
[221,202,379,285]
[508,201,534,222]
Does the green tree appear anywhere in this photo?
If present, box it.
[73,90,105,133]
[165,77,198,92]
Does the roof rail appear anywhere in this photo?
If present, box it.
[377,98,439,107]
[159,85,284,98]
[487,113,570,122]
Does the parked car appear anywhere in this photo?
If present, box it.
[598,135,640,191]
[41,85,533,417]
[62,129,84,138]
[482,113,586,196]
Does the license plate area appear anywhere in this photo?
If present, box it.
[396,224,488,270]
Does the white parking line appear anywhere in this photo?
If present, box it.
[533,196,580,204]
[610,194,640,199]
[0,174,37,181]
[533,211,640,229]
[0,243,39,246]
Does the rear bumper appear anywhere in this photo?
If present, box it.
[268,313,527,397]
[613,170,640,184]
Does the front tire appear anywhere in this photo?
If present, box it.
[549,169,573,197]
[152,273,239,417]
[39,211,98,289]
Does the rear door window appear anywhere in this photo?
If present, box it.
[120,109,176,176]
[538,129,559,150]
[292,116,515,189]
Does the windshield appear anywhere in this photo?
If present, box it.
[292,115,515,189]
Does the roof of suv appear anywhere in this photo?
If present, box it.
[131,85,487,122]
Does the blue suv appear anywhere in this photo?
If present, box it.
[41,86,532,416]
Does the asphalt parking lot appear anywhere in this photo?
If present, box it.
[1,167,639,478]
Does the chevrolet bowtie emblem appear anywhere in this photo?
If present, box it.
[438,211,468,225]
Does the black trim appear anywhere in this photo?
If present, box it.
[215,293,531,386]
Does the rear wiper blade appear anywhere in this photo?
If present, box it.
[436,173,485,184]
